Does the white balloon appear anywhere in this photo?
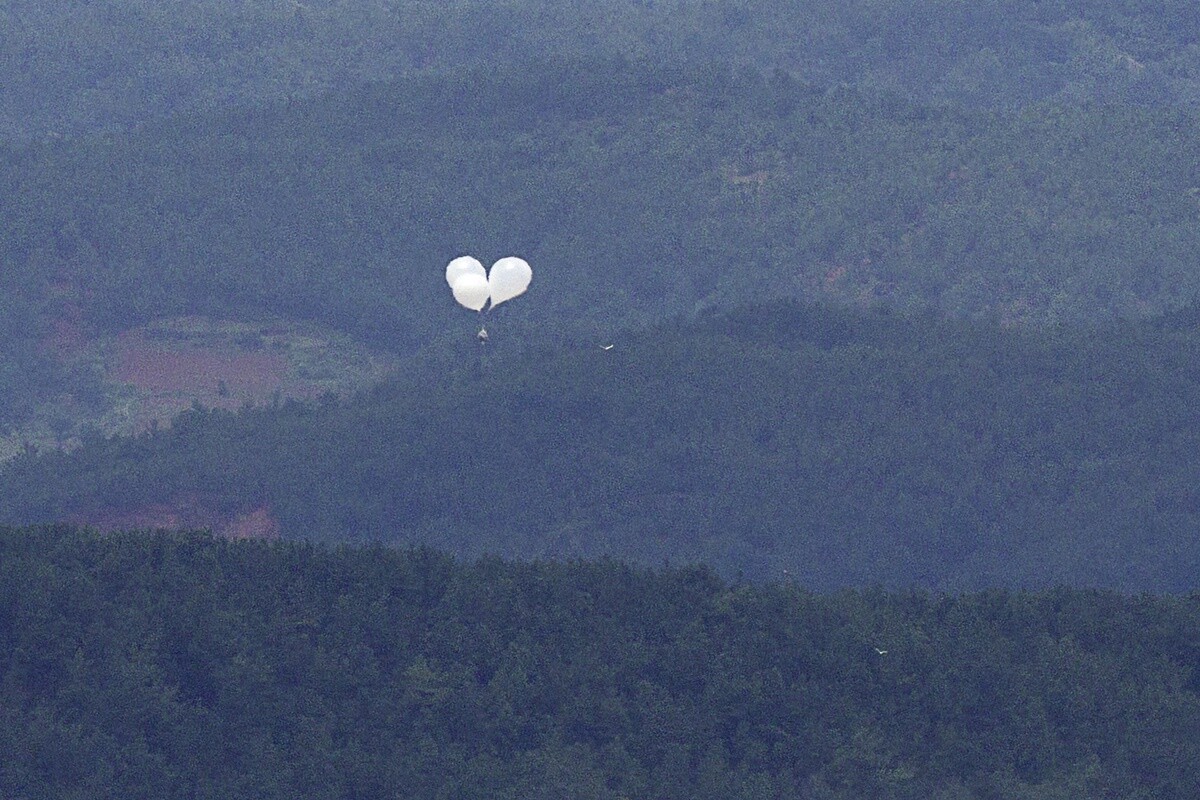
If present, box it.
[451,272,490,311]
[445,256,485,288]
[488,257,532,307]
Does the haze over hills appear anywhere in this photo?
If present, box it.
[1,8,1198,577]
[4,60,1200,444]
[5,0,1200,141]
[2,47,1200,590]
[6,301,1200,592]
[9,4,1200,796]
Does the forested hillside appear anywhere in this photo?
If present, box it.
[4,3,1199,587]
[5,0,1200,141]
[3,526,1199,799]
[5,61,1200,432]
[6,301,1200,591]
[8,5,1200,797]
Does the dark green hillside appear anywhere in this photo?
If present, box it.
[3,527,1199,799]
[6,301,1200,591]
[10,63,1200,345]
[6,62,1200,431]
[7,0,1200,140]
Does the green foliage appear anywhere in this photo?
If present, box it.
[4,50,1200,424]
[7,301,1200,591]
[7,60,1200,338]
[6,0,1200,142]
[2,527,1200,798]
[4,60,1200,352]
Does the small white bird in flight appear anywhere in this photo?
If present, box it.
[874,648,888,655]
[601,344,614,351]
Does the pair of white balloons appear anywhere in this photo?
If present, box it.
[446,256,533,311]
[446,255,530,311]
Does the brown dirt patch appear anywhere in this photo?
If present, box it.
[2,314,399,466]
[222,507,282,540]
[67,493,281,541]
[115,330,288,397]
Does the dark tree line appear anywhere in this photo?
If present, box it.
[2,525,1199,799]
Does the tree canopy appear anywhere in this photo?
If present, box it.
[6,0,1200,141]
[5,60,1200,428]
[3,526,1200,799]
[6,301,1200,591]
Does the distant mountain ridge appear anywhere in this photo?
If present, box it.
[5,0,1200,141]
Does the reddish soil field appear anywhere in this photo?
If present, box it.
[68,493,281,540]
[115,330,288,396]
[37,316,395,536]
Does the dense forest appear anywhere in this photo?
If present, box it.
[6,301,1200,592]
[3,526,1200,799]
[2,5,1198,585]
[8,3,1200,795]
[5,59,1200,429]
[6,0,1200,141]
